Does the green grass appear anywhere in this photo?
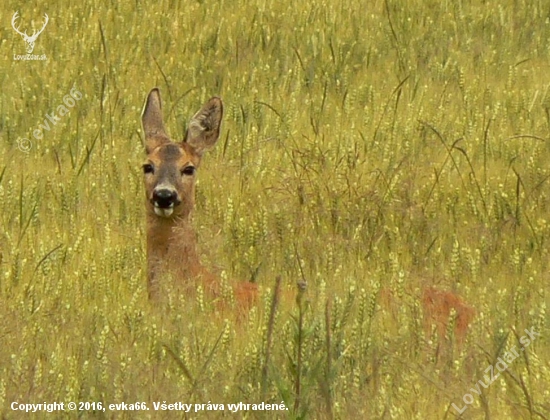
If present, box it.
[1,0,549,418]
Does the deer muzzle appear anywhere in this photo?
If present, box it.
[152,188,181,217]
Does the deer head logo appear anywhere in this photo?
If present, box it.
[12,12,49,54]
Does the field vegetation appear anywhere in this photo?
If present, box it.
[1,0,549,418]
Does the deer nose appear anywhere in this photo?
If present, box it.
[153,188,179,208]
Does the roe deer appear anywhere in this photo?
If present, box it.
[141,88,257,308]
[422,286,475,347]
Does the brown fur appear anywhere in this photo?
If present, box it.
[141,88,257,309]
[422,286,475,346]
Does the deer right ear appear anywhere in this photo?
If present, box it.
[184,97,223,156]
[142,88,170,153]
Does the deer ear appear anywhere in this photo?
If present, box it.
[142,88,170,153]
[184,97,223,155]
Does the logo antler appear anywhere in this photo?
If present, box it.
[12,12,49,54]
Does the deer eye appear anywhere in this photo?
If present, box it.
[143,164,154,174]
[181,166,196,176]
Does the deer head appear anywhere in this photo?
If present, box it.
[12,12,49,54]
[141,88,223,221]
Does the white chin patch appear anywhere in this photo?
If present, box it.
[154,203,174,217]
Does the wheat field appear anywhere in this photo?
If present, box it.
[1,0,549,418]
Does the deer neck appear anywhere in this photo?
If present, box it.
[146,211,202,278]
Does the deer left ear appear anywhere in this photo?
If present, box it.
[142,88,171,153]
[184,97,223,155]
